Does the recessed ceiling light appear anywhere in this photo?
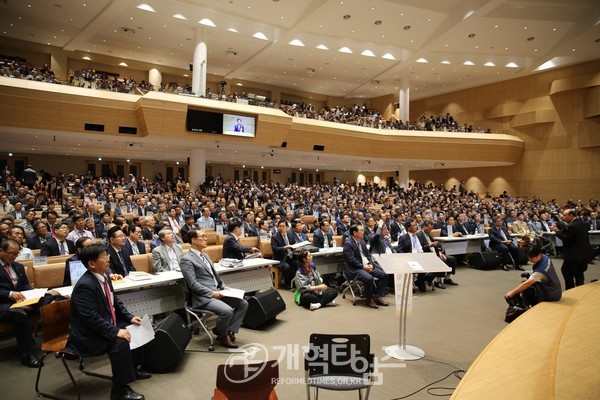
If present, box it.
[463,60,475,66]
[227,28,238,33]
[136,4,155,12]
[338,47,353,53]
[119,62,128,67]
[416,58,428,63]
[527,36,535,41]
[199,18,216,27]
[441,60,451,64]
[253,32,268,40]
[468,33,476,38]
[82,56,91,60]
[289,39,305,47]
[361,50,375,57]
[484,61,495,67]
[173,14,187,20]
[316,44,328,50]
[382,53,395,60]
[505,62,519,68]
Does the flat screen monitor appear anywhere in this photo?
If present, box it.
[69,260,87,286]
[223,113,256,138]
[186,109,223,133]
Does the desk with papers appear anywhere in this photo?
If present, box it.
[433,234,488,255]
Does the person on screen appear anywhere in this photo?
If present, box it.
[233,118,244,133]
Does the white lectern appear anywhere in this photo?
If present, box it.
[373,253,451,360]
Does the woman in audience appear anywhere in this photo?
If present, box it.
[293,248,337,311]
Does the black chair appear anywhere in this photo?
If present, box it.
[183,284,216,351]
[304,333,374,400]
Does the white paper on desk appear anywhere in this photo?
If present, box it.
[219,288,245,299]
[54,286,74,298]
[291,240,310,249]
[407,261,424,271]
[126,314,155,350]
[22,288,48,300]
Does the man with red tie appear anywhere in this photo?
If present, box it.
[67,244,151,400]
[0,239,45,367]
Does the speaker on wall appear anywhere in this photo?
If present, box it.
[85,123,104,132]
[281,142,287,148]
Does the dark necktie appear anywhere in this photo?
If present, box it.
[60,241,67,255]
[102,279,117,326]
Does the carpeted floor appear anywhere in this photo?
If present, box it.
[1,257,598,400]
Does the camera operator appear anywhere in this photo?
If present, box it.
[551,209,592,289]
[505,246,562,308]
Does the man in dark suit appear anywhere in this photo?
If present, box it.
[26,220,52,250]
[271,220,296,288]
[389,213,406,241]
[95,212,112,239]
[368,219,396,255]
[312,220,334,248]
[553,209,592,289]
[336,214,351,236]
[241,212,258,237]
[66,244,150,400]
[343,225,388,309]
[107,226,136,277]
[180,229,248,349]
[40,222,76,256]
[124,225,146,256]
[290,220,309,244]
[0,239,48,368]
[417,220,458,289]
[397,219,435,292]
[489,215,522,271]
[222,219,259,260]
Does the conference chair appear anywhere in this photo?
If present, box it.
[213,359,280,400]
[304,333,374,400]
[340,270,366,306]
[35,299,111,400]
[183,285,216,352]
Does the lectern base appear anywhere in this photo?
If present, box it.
[384,344,425,361]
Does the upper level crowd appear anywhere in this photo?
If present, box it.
[1,57,493,133]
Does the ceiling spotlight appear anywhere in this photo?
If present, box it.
[468,33,476,38]
[98,157,102,161]
[374,20,382,25]
[403,25,411,30]
[343,14,351,20]
[527,36,535,41]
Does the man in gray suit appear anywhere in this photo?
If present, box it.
[180,229,248,349]
[151,229,184,272]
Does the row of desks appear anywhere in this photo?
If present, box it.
[54,258,279,316]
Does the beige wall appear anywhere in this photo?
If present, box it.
[410,59,600,202]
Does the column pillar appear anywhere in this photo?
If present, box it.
[148,68,162,91]
[192,27,207,97]
[398,166,409,189]
[398,78,410,123]
[189,149,206,191]
[50,48,69,81]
